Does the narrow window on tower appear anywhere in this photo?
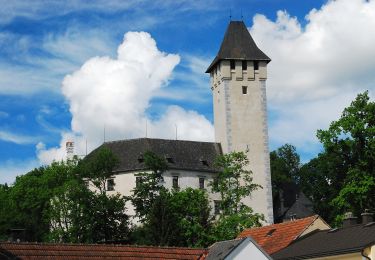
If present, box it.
[254,61,259,70]
[242,86,248,95]
[242,60,247,70]
[230,60,235,70]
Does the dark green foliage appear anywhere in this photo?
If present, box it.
[131,151,168,222]
[0,148,129,243]
[130,152,211,247]
[132,188,211,247]
[80,146,119,193]
[270,144,301,221]
[0,184,12,240]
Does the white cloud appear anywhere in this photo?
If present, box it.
[249,0,375,153]
[154,54,212,103]
[0,159,39,184]
[37,31,214,164]
[0,130,38,145]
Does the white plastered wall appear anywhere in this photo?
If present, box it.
[212,60,273,223]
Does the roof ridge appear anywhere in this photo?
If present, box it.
[245,215,318,231]
[104,137,219,145]
[0,242,205,250]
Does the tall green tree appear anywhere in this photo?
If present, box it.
[130,151,211,247]
[301,91,375,224]
[79,147,129,242]
[210,151,263,241]
[270,144,301,221]
[131,151,168,222]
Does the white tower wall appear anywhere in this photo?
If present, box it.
[211,60,273,223]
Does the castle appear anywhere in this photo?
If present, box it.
[92,21,274,224]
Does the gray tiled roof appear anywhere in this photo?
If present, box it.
[92,138,222,173]
[272,222,375,259]
[206,21,271,73]
[205,238,245,260]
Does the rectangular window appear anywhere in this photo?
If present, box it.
[106,179,115,191]
[230,60,235,70]
[214,200,221,215]
[242,60,247,70]
[172,176,179,189]
[254,61,259,70]
[199,177,205,189]
[242,86,247,95]
[136,177,142,188]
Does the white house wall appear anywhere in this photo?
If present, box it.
[103,170,221,220]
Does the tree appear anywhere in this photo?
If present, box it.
[301,91,375,224]
[317,91,375,220]
[80,146,119,193]
[79,147,129,242]
[130,151,211,247]
[0,184,12,240]
[48,159,94,243]
[270,144,301,222]
[130,151,168,222]
[168,188,211,247]
[210,151,263,241]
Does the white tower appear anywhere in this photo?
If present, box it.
[206,21,273,223]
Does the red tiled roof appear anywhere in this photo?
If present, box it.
[0,242,207,260]
[237,215,319,255]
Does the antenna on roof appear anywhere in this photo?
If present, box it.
[175,124,178,140]
[241,9,243,20]
[145,119,148,138]
[103,125,106,143]
[229,9,232,21]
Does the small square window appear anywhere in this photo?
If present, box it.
[172,176,179,189]
[254,61,259,70]
[230,60,235,70]
[242,61,247,70]
[214,200,221,215]
[199,177,205,189]
[106,179,115,191]
[242,86,247,95]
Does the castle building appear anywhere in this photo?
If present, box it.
[91,21,274,223]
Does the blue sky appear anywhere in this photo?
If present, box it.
[1,0,375,184]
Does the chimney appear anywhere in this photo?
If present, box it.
[361,209,374,225]
[343,212,358,228]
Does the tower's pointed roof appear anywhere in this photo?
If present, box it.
[206,21,271,73]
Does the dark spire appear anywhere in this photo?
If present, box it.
[206,21,271,73]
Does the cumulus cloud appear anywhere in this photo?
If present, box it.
[37,31,214,163]
[249,0,375,154]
